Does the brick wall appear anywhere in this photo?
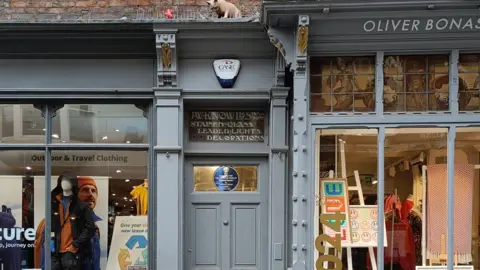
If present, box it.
[0,0,261,22]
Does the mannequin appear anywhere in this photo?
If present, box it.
[131,179,148,216]
[50,172,95,270]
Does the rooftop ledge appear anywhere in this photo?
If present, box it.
[0,17,259,24]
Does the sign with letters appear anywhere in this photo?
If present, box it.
[363,17,480,33]
[213,59,241,88]
[188,111,265,142]
[213,166,239,191]
[319,178,352,245]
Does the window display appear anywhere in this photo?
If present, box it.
[0,150,45,270]
[314,127,480,269]
[0,104,149,270]
[42,149,148,270]
[314,129,380,270]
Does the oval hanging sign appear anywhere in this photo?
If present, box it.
[213,166,239,191]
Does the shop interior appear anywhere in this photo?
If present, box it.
[0,104,149,269]
[315,128,480,270]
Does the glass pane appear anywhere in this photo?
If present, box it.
[314,129,379,269]
[0,150,45,268]
[458,54,480,111]
[0,105,53,143]
[384,75,405,112]
[310,56,375,113]
[194,166,258,192]
[454,127,480,269]
[44,150,148,269]
[52,104,147,144]
[384,127,447,268]
[384,55,449,112]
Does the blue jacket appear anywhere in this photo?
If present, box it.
[0,212,22,270]
[41,212,102,270]
[82,213,102,270]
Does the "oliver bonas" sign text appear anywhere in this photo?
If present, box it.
[363,17,480,33]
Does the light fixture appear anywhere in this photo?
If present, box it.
[129,199,133,202]
[372,180,378,185]
[61,140,66,143]
[112,193,116,196]
[114,129,120,132]
[42,128,46,131]
[124,205,126,207]
[115,202,118,206]
[52,134,59,139]
[123,197,127,200]
[125,179,130,182]
[116,170,122,173]
[26,166,32,170]
[102,136,108,140]
[126,141,130,144]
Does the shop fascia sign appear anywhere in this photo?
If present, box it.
[363,17,480,33]
[213,59,241,89]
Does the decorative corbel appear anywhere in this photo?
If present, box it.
[295,15,309,74]
[268,27,294,70]
[155,31,178,87]
[275,50,286,87]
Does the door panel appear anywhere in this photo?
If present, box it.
[193,204,221,269]
[185,157,268,270]
[230,204,260,269]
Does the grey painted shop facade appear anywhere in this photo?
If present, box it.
[0,21,290,270]
[263,1,480,270]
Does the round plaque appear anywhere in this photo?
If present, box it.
[213,166,239,191]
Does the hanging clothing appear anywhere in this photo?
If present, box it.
[407,211,422,266]
[402,199,422,266]
[384,194,402,218]
[131,185,148,216]
[426,164,473,263]
[384,220,416,270]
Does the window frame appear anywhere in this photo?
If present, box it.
[307,50,480,270]
[0,100,153,270]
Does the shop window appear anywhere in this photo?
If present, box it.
[458,55,480,111]
[453,127,480,268]
[52,104,147,144]
[193,166,258,192]
[0,150,45,269]
[310,57,376,113]
[314,129,379,269]
[384,128,447,268]
[383,55,449,112]
[0,105,60,143]
[34,150,149,270]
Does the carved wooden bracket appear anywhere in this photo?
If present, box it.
[268,15,309,74]
[155,30,178,87]
[268,27,294,70]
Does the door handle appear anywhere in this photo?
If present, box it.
[188,248,192,253]
[223,220,229,225]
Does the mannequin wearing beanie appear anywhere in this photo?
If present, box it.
[49,173,96,270]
